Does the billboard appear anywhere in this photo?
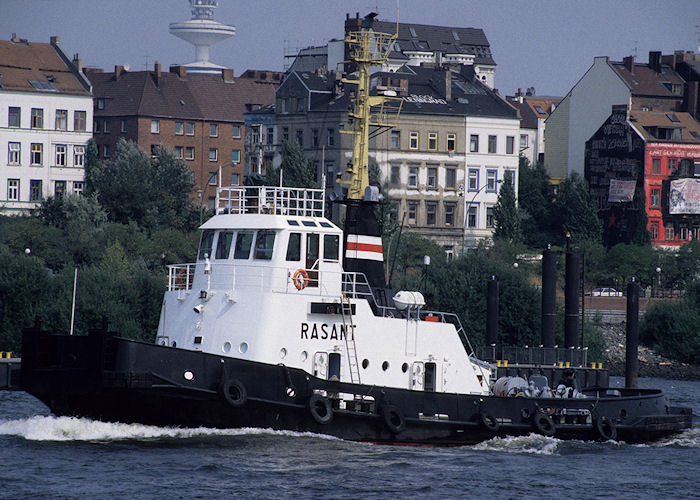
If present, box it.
[608,179,636,202]
[669,178,700,214]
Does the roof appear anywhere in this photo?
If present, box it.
[372,20,495,66]
[0,37,90,95]
[610,60,684,97]
[507,99,538,129]
[629,110,700,143]
[86,68,278,122]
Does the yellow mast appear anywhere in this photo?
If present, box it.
[340,14,402,200]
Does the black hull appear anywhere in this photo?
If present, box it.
[20,329,692,445]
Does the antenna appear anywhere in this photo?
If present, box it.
[631,40,638,58]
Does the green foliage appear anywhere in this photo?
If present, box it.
[554,172,601,246]
[493,174,521,242]
[265,140,318,188]
[518,157,558,247]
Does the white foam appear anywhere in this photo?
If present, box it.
[637,427,700,448]
[0,415,339,442]
[470,433,562,455]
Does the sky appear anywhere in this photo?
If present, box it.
[1,0,698,97]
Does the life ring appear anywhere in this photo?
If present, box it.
[382,405,406,434]
[309,394,333,424]
[480,412,500,432]
[292,269,309,290]
[534,412,556,436]
[595,416,617,441]
[220,378,247,408]
[175,268,188,287]
[520,407,532,420]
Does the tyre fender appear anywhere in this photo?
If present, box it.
[534,412,556,436]
[595,416,617,441]
[220,378,247,408]
[382,405,406,434]
[309,393,333,424]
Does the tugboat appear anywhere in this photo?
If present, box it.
[17,15,692,444]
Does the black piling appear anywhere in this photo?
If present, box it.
[486,276,499,350]
[541,247,556,348]
[564,249,580,349]
[625,280,640,389]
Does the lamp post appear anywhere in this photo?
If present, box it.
[464,179,502,249]
[656,267,661,298]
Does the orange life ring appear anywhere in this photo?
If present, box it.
[293,269,309,290]
[175,268,187,287]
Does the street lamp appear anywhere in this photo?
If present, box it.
[464,179,502,249]
[656,267,661,297]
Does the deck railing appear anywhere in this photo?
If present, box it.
[216,186,325,217]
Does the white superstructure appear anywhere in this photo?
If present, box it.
[157,185,490,395]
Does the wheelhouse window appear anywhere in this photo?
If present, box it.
[254,230,276,260]
[323,234,339,261]
[234,231,254,259]
[215,231,234,259]
[198,230,215,260]
[286,233,301,261]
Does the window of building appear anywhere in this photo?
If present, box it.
[446,133,456,152]
[391,165,400,185]
[185,146,195,160]
[210,123,218,137]
[30,180,42,201]
[151,120,160,134]
[426,202,437,225]
[296,129,304,146]
[650,188,660,207]
[120,119,127,133]
[55,180,66,198]
[520,134,528,149]
[327,128,335,146]
[8,143,20,165]
[446,167,456,189]
[31,108,43,128]
[233,125,241,138]
[470,134,479,152]
[488,135,497,153]
[174,122,184,135]
[55,144,67,166]
[31,143,43,165]
[427,166,437,188]
[468,169,479,191]
[505,169,516,190]
[428,132,438,151]
[486,206,495,227]
[652,158,660,174]
[94,120,100,133]
[7,179,19,201]
[55,109,68,130]
[408,166,418,187]
[312,128,319,147]
[209,148,218,162]
[391,130,400,149]
[506,136,515,154]
[680,226,689,240]
[232,149,240,163]
[650,222,659,240]
[407,201,418,224]
[444,245,454,261]
[103,120,110,133]
[486,170,497,192]
[74,145,85,167]
[444,203,455,226]
[73,181,84,196]
[97,98,105,110]
[467,205,478,227]
[296,97,305,112]
[104,144,111,158]
[8,107,20,128]
[325,161,335,188]
[174,146,184,159]
[409,131,419,150]
[669,158,677,173]
[186,122,195,136]
[665,225,674,240]
[208,172,217,185]
[267,127,274,144]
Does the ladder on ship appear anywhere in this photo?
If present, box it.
[340,293,361,385]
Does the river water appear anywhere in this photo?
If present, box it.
[1,377,697,499]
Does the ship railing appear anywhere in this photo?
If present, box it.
[341,272,375,302]
[168,264,196,291]
[216,185,325,217]
[476,346,589,367]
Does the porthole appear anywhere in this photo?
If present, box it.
[401,363,409,373]
[301,350,308,361]
[239,342,248,354]
[362,359,369,369]
[280,348,287,359]
[382,361,389,371]
[183,370,194,381]
[222,342,232,354]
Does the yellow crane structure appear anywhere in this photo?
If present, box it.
[340,14,403,200]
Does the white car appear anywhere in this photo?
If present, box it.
[590,287,622,297]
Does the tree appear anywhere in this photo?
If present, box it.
[493,173,521,242]
[554,172,601,245]
[265,140,317,188]
[518,156,557,247]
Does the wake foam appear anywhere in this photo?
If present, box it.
[639,427,700,448]
[0,415,339,443]
[470,433,563,455]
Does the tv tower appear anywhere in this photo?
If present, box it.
[169,0,236,74]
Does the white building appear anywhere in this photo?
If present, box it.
[1,35,93,213]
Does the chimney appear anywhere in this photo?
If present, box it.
[623,55,634,73]
[73,54,83,73]
[11,33,18,42]
[222,68,234,82]
[114,65,126,79]
[443,69,451,101]
[170,65,187,78]
[50,35,60,46]
[649,51,662,73]
[153,61,161,86]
